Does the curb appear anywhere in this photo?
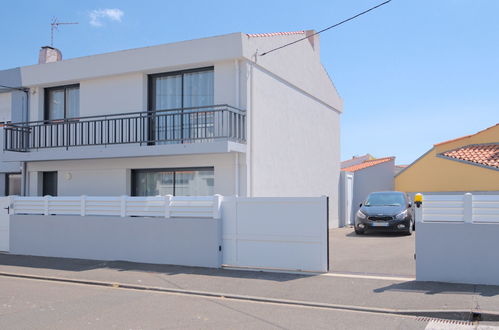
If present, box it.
[0,271,498,322]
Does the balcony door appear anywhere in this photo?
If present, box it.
[149,67,214,143]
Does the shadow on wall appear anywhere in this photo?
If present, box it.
[373,280,499,297]
[0,253,307,283]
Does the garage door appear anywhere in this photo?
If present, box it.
[0,197,10,251]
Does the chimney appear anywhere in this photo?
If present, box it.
[38,46,62,64]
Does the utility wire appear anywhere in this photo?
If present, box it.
[0,84,28,92]
[260,0,392,56]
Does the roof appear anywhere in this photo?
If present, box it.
[341,157,395,172]
[246,31,305,38]
[434,123,499,147]
[340,154,375,169]
[438,143,499,170]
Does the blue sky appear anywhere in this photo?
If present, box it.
[1,0,498,164]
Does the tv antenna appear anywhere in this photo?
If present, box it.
[51,17,78,47]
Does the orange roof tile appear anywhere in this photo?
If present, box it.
[341,157,395,172]
[246,31,305,38]
[439,144,499,170]
[434,123,499,147]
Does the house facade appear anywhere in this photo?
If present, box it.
[0,31,343,227]
[395,124,498,194]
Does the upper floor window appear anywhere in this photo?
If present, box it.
[45,84,79,120]
[149,67,214,111]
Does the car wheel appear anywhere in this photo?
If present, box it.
[354,228,365,235]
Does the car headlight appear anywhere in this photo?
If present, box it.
[356,210,367,219]
[395,210,408,220]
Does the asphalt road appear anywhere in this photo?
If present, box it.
[329,227,416,276]
[0,275,428,330]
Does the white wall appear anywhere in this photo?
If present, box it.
[0,92,11,123]
[415,194,499,286]
[26,153,243,197]
[248,62,341,227]
[80,73,146,117]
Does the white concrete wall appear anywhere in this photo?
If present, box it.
[20,33,244,87]
[248,62,341,227]
[10,215,222,268]
[415,194,499,286]
[26,153,244,197]
[80,73,146,117]
[0,92,11,123]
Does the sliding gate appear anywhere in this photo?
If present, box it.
[222,196,329,272]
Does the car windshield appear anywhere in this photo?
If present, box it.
[365,193,405,206]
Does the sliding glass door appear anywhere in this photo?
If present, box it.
[132,167,214,196]
[149,67,214,143]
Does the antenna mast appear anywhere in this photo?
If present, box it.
[51,17,78,47]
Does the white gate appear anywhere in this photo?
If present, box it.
[0,197,10,252]
[222,196,329,272]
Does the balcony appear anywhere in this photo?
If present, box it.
[4,104,245,152]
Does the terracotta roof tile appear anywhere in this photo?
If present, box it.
[341,157,395,172]
[439,144,499,170]
[246,31,305,38]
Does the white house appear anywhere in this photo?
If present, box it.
[0,31,343,227]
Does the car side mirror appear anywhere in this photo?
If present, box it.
[408,202,412,208]
[359,203,363,207]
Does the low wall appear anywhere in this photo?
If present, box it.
[416,222,499,286]
[415,193,499,286]
[10,215,221,268]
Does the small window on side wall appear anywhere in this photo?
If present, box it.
[45,84,80,120]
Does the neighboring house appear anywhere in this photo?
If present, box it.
[0,68,26,197]
[339,156,395,227]
[0,31,344,227]
[340,154,374,169]
[395,123,499,195]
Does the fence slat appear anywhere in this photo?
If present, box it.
[12,195,221,219]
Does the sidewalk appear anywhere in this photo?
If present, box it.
[0,253,498,319]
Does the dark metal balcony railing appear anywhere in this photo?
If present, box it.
[3,105,246,152]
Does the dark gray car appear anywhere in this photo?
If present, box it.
[354,191,414,235]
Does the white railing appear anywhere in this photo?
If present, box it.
[416,193,499,224]
[10,195,222,219]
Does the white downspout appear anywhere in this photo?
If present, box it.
[234,60,240,196]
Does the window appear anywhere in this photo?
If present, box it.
[149,68,214,142]
[132,167,214,196]
[5,173,21,196]
[45,84,80,120]
[42,171,58,196]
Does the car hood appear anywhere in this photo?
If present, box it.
[361,205,404,216]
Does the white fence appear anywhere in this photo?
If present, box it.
[3,194,329,273]
[9,195,222,219]
[418,193,499,224]
[415,193,499,286]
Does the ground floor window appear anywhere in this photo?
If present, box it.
[5,173,21,196]
[132,167,214,196]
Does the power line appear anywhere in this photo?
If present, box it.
[0,84,28,92]
[260,0,392,56]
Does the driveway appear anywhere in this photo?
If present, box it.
[329,227,415,276]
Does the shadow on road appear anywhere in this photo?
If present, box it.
[373,280,499,297]
[0,253,307,283]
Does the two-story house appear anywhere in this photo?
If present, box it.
[0,31,343,226]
